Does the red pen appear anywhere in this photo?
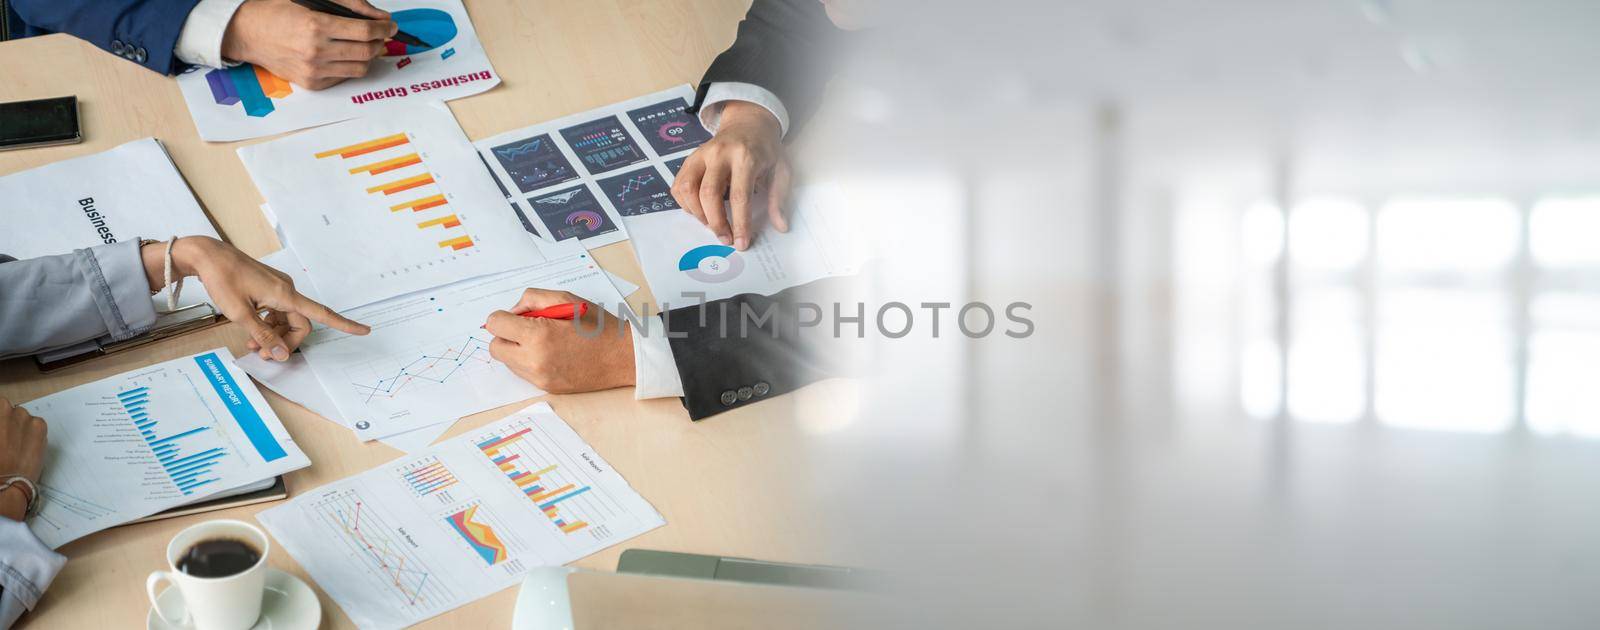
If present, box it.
[482,302,589,329]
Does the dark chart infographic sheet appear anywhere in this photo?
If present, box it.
[626,98,712,157]
[528,185,617,241]
[663,156,687,175]
[597,167,678,217]
[489,133,579,193]
[558,116,648,176]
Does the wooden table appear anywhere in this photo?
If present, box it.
[0,2,849,626]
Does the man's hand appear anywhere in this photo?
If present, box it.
[0,398,47,522]
[484,289,635,394]
[222,0,397,90]
[671,100,791,251]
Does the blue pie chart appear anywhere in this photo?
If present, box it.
[679,245,745,283]
[383,8,458,56]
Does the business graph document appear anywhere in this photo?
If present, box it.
[236,352,454,454]
[475,85,714,247]
[239,104,543,311]
[21,349,310,548]
[627,185,862,304]
[257,402,664,629]
[299,252,630,441]
[176,0,498,141]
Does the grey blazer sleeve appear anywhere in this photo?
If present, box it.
[0,240,159,359]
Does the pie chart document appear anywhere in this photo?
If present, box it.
[625,185,863,305]
[177,0,499,141]
[239,103,546,312]
[258,402,664,629]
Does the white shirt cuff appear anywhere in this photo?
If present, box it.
[698,82,790,138]
[0,518,68,611]
[630,315,685,399]
[175,0,248,68]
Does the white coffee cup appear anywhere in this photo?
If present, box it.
[146,519,270,630]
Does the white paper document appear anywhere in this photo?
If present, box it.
[239,104,544,311]
[299,252,630,440]
[21,349,310,548]
[474,85,715,247]
[626,185,862,304]
[257,402,664,629]
[0,138,220,313]
[235,352,454,453]
[176,0,498,141]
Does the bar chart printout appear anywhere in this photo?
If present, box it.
[256,403,665,629]
[22,349,310,549]
[237,105,545,311]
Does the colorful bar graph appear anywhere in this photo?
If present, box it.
[475,428,590,535]
[315,133,411,160]
[390,194,448,213]
[401,460,458,497]
[367,173,436,195]
[438,235,474,251]
[350,153,423,175]
[204,64,292,118]
[417,215,462,230]
[116,387,227,496]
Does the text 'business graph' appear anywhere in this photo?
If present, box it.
[315,133,476,252]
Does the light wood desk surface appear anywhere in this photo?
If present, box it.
[0,2,848,626]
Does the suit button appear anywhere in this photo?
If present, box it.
[112,40,125,55]
[737,387,753,401]
[135,47,148,63]
[719,390,737,406]
[753,382,770,396]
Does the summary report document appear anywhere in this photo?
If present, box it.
[259,402,664,629]
[177,0,498,141]
[21,350,310,548]
[239,104,543,311]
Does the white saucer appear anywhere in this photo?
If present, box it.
[148,568,321,630]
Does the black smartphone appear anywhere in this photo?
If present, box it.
[0,96,83,151]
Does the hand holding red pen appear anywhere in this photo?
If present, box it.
[483,289,634,393]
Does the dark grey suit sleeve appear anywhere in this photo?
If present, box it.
[690,0,843,136]
[0,240,158,359]
[662,275,857,420]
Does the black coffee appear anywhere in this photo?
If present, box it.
[176,538,260,578]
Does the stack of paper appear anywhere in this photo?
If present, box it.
[22,349,311,548]
[258,402,664,629]
[235,104,633,448]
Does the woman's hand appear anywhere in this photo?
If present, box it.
[0,398,47,522]
[143,237,370,361]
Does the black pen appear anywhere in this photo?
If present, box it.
[290,0,431,49]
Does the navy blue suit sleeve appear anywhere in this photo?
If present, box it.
[9,0,202,75]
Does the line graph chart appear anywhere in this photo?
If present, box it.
[311,488,454,609]
[347,334,495,403]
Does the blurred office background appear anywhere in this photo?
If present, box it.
[777,0,1600,627]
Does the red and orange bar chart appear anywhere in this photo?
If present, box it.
[366,173,436,196]
[418,214,462,230]
[439,235,474,251]
[392,194,447,213]
[314,133,411,160]
[349,152,423,175]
